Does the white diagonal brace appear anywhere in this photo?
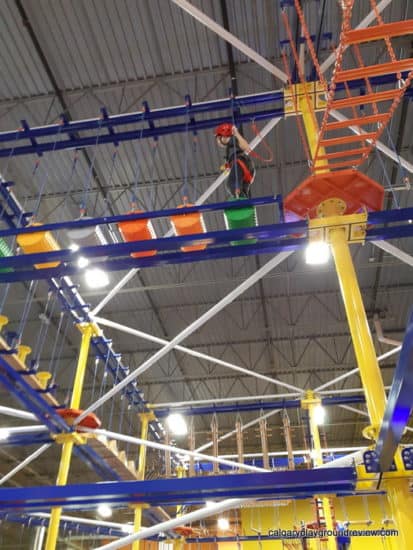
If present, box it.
[91,117,282,316]
[75,250,294,424]
[171,0,288,84]
[372,241,413,268]
[95,497,249,550]
[320,0,393,74]
[315,346,401,392]
[94,316,301,394]
[329,109,413,174]
[0,443,51,486]
[83,428,267,473]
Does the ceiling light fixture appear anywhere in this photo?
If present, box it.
[313,404,326,425]
[97,504,113,519]
[305,241,330,265]
[217,517,230,531]
[166,413,188,436]
[84,268,109,289]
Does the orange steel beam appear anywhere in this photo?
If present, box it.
[325,114,387,131]
[316,147,369,160]
[345,20,413,45]
[331,89,400,109]
[314,160,362,171]
[319,132,376,147]
[335,58,413,82]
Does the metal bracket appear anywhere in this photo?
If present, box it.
[401,447,413,470]
[363,449,397,473]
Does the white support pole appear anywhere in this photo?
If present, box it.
[0,443,51,486]
[76,251,294,424]
[31,512,134,533]
[0,405,38,421]
[320,0,393,74]
[94,316,301,394]
[329,109,413,174]
[314,347,401,392]
[0,425,48,436]
[372,241,413,268]
[91,117,282,316]
[94,497,250,550]
[171,0,288,84]
[82,428,267,473]
[195,409,282,453]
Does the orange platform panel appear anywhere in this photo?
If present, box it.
[56,408,101,430]
[284,169,385,222]
[117,210,157,258]
[170,204,207,252]
[16,223,61,269]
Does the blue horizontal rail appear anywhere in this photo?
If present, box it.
[153,395,366,417]
[0,212,412,283]
[0,72,410,157]
[0,193,282,237]
[0,468,356,512]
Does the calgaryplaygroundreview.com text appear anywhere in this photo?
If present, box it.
[267,528,399,538]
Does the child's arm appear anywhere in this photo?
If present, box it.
[232,126,251,154]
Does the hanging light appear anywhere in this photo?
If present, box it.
[97,504,112,519]
[305,241,330,265]
[313,404,326,425]
[166,413,188,436]
[84,268,109,289]
[217,517,230,531]
[77,256,89,268]
[0,429,10,440]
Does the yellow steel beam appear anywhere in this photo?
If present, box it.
[302,391,337,550]
[284,82,328,170]
[132,411,156,550]
[45,323,97,550]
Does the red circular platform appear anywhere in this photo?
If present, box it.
[284,169,384,222]
[56,408,101,429]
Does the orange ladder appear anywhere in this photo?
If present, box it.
[312,2,413,174]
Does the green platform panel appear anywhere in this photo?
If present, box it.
[223,197,257,246]
[0,239,13,273]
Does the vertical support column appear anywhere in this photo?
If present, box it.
[297,86,327,172]
[188,418,195,477]
[174,465,186,550]
[282,410,295,471]
[259,414,270,470]
[329,227,386,435]
[235,416,244,472]
[131,411,155,550]
[302,391,337,550]
[45,323,95,550]
[328,223,411,547]
[211,414,219,475]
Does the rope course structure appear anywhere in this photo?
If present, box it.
[0,1,413,550]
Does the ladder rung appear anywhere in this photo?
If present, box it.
[314,159,363,171]
[345,20,413,45]
[336,59,413,82]
[331,89,399,109]
[316,147,370,160]
[325,114,388,131]
[319,133,376,147]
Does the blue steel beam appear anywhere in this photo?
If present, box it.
[0,194,282,237]
[0,73,410,157]
[376,309,413,472]
[0,216,412,283]
[0,468,356,512]
[0,513,128,540]
[152,395,366,417]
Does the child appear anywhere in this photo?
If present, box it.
[215,123,256,199]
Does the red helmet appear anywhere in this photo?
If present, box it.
[214,123,233,137]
